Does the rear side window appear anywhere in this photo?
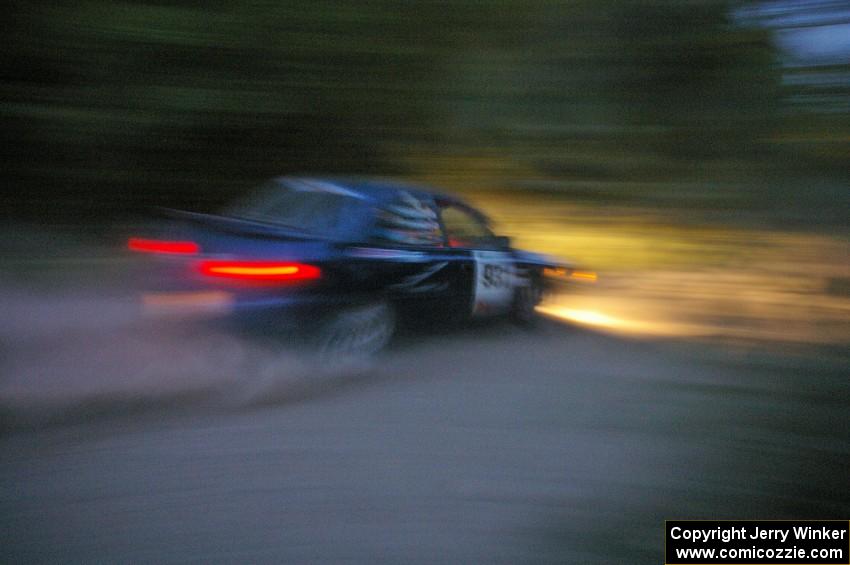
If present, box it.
[227,179,363,236]
[371,191,442,247]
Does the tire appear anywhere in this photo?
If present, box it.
[511,272,543,325]
[316,301,396,361]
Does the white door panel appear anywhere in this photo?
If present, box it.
[471,250,516,316]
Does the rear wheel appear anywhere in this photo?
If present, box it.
[316,301,396,361]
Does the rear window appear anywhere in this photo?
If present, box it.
[227,179,363,235]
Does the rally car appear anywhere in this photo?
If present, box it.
[129,177,591,356]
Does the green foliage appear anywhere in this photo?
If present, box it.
[0,0,838,222]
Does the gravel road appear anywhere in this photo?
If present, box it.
[1,314,848,563]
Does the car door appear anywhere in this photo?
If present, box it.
[350,191,465,317]
[438,202,517,317]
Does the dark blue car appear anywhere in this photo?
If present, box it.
[129,177,587,356]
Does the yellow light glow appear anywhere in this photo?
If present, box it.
[536,304,706,337]
[569,271,598,282]
[543,268,597,282]
[538,307,620,327]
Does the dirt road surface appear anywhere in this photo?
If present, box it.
[1,313,848,563]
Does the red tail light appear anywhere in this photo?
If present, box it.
[197,260,321,282]
[128,238,200,255]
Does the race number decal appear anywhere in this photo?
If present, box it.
[471,251,515,316]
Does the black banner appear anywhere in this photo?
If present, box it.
[665,520,849,564]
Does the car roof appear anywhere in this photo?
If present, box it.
[273,176,466,207]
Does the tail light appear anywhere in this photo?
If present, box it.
[197,260,321,283]
[128,238,200,255]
